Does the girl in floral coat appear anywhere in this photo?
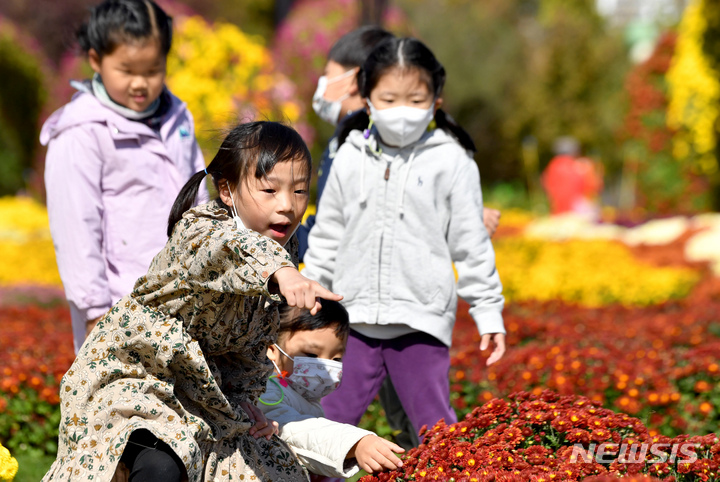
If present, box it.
[43,121,341,482]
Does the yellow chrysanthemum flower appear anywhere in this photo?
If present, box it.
[0,442,18,481]
[0,196,61,286]
[667,0,720,176]
[166,16,304,155]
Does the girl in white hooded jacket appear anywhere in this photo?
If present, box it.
[302,37,506,443]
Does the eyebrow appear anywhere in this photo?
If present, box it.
[264,175,311,184]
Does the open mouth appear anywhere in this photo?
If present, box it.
[269,224,290,237]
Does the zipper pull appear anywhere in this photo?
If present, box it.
[384,161,391,181]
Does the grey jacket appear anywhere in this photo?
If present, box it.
[302,128,504,346]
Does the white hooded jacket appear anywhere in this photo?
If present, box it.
[259,378,373,478]
[302,128,505,346]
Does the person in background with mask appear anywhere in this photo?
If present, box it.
[261,300,404,480]
[302,37,506,451]
[298,26,395,262]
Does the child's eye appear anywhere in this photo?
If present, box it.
[303,353,318,358]
[333,357,343,362]
[295,189,308,195]
[262,189,276,194]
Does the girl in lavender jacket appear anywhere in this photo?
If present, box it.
[40,0,208,353]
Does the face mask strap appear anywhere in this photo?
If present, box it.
[227,185,239,219]
[270,357,283,376]
[326,67,357,85]
[273,343,294,362]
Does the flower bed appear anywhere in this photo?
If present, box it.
[0,305,73,456]
[449,279,720,437]
[166,15,309,152]
[359,391,719,482]
[0,197,60,287]
[494,237,700,306]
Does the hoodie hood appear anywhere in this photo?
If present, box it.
[40,87,184,146]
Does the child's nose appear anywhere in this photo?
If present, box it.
[130,75,149,91]
[276,192,293,213]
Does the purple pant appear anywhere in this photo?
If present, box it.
[321,329,458,437]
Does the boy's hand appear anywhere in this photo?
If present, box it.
[483,208,501,238]
[241,401,279,440]
[272,267,342,315]
[349,435,404,473]
[480,332,506,366]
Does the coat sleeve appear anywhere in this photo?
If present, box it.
[44,126,112,321]
[300,144,349,289]
[447,155,506,335]
[183,226,295,300]
[259,382,373,478]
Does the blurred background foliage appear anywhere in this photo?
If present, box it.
[0,18,47,197]
[0,0,717,213]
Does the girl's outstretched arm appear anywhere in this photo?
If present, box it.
[272,267,342,315]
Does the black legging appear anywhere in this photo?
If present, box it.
[120,429,185,482]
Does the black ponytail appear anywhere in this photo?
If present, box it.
[167,170,208,237]
[338,110,371,147]
[434,109,476,152]
[166,121,312,237]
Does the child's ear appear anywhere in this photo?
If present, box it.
[218,179,234,206]
[88,49,102,73]
[434,97,443,113]
[349,67,361,95]
[267,344,280,364]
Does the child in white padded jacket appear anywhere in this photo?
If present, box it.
[260,300,404,479]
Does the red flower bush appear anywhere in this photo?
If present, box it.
[449,277,720,437]
[0,304,74,454]
[359,391,719,482]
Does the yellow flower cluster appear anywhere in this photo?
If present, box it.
[166,16,303,152]
[0,196,61,286]
[0,442,18,481]
[666,0,720,176]
[494,238,699,307]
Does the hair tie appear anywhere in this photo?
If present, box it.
[204,168,208,176]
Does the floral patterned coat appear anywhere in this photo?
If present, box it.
[43,201,310,481]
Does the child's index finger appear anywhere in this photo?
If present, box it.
[315,285,343,301]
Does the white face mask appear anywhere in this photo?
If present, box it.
[312,69,356,126]
[367,100,435,148]
[274,344,343,401]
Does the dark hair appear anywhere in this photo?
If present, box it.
[339,37,476,152]
[328,26,395,69]
[77,0,173,58]
[278,299,350,342]
[167,121,312,236]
